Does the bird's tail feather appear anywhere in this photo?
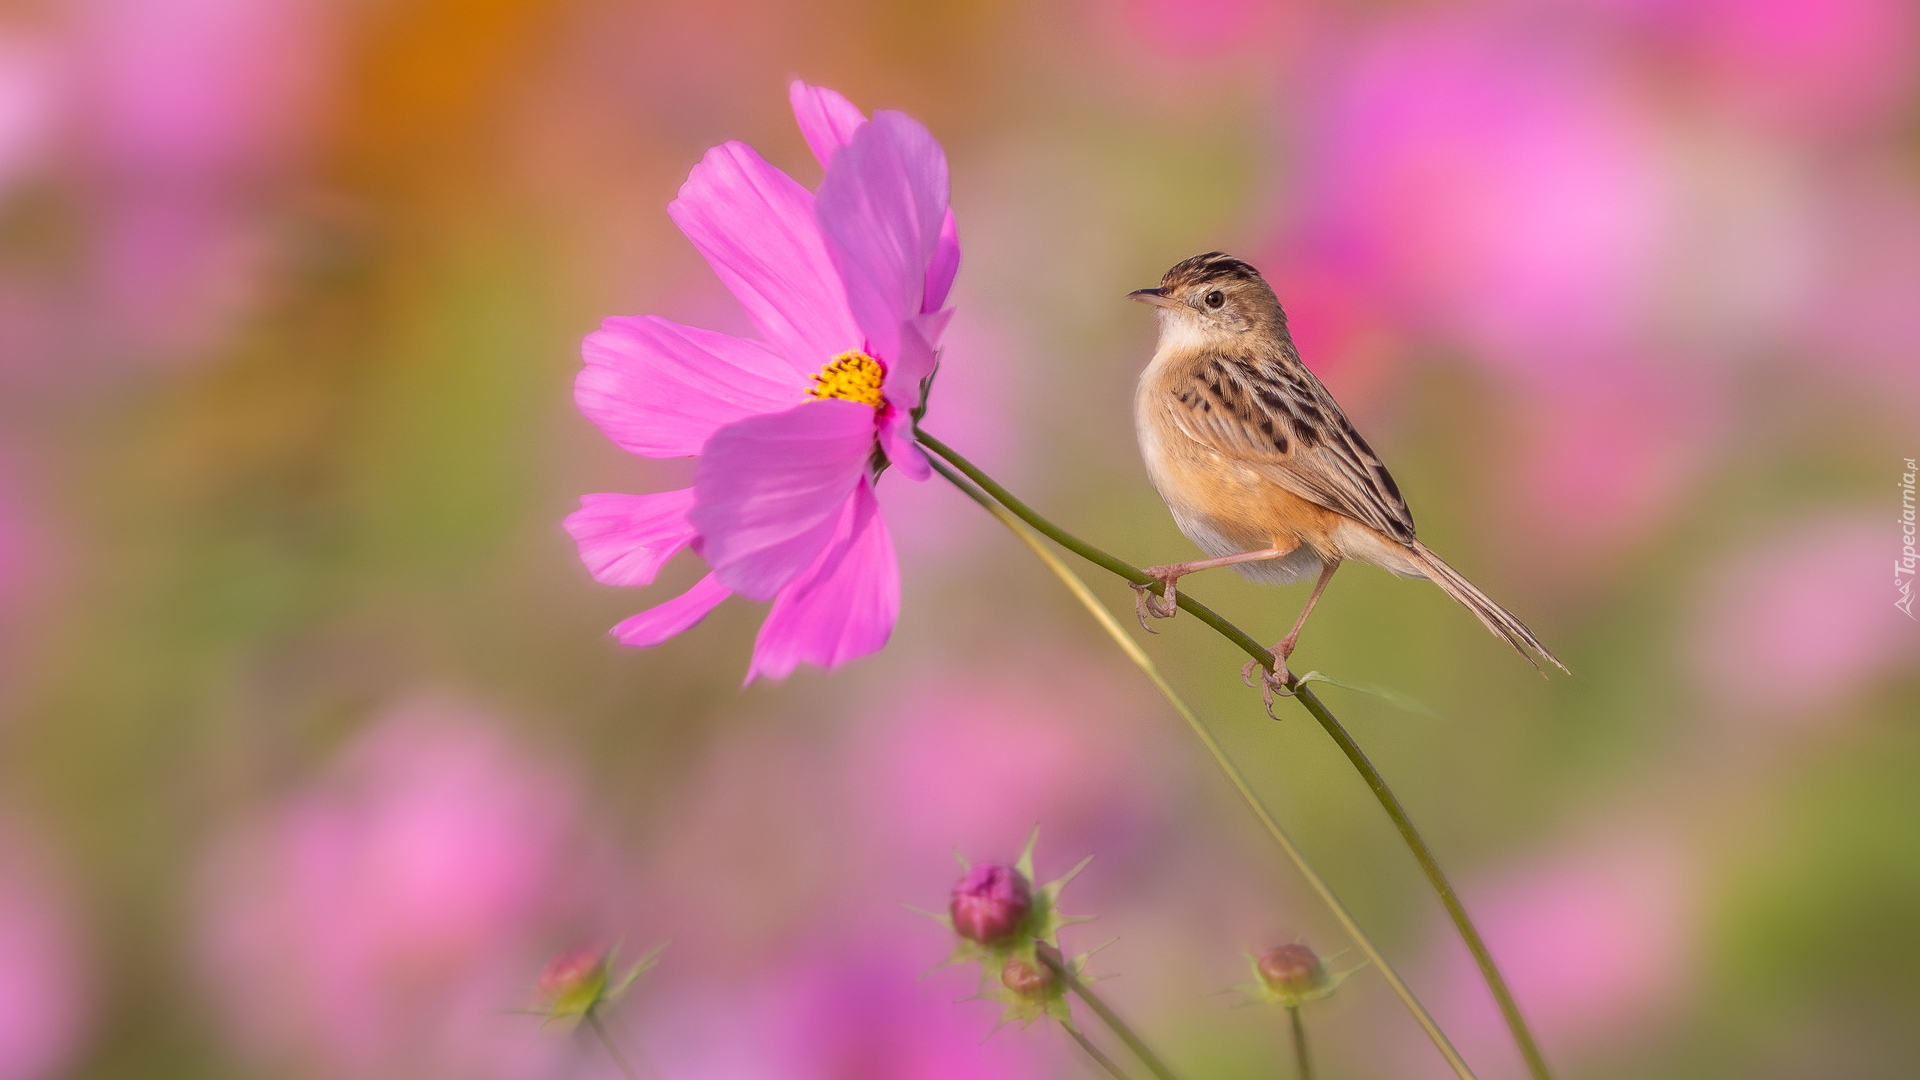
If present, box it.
[1409,542,1569,675]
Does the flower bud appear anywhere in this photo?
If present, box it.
[950,863,1032,945]
[1256,943,1327,998]
[535,945,611,1020]
[999,956,1057,1001]
[538,947,605,996]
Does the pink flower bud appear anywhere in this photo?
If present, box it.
[1256,943,1326,998]
[949,864,1033,945]
[999,956,1056,1001]
[535,945,611,1021]
[537,946,605,999]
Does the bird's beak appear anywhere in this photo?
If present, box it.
[1128,287,1181,310]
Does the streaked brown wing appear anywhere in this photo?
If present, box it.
[1160,348,1418,544]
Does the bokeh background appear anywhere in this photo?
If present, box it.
[0,0,1915,1077]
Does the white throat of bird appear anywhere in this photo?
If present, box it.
[1150,306,1235,362]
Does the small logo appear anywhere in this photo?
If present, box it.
[1899,458,1917,620]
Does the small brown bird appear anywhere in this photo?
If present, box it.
[1129,252,1566,691]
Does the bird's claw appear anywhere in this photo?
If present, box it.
[1241,650,1297,716]
[1129,572,1179,631]
[1131,587,1157,632]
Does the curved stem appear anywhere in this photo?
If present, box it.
[1037,944,1182,1080]
[921,430,1552,1080]
[1288,1006,1312,1080]
[1062,1020,1139,1080]
[1291,690,1554,1080]
[915,431,1273,664]
[586,1011,642,1080]
[931,458,1475,1080]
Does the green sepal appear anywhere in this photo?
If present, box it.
[909,357,942,425]
[540,940,668,1030]
[1226,946,1366,1009]
[989,944,1098,1028]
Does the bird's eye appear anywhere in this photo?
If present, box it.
[1203,290,1226,310]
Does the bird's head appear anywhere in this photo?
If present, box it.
[1129,252,1288,346]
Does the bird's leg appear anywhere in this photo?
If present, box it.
[1130,545,1295,630]
[1241,560,1339,713]
[1276,559,1340,660]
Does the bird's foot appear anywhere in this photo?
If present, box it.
[1129,568,1181,631]
[1241,648,1297,716]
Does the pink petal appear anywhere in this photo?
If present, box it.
[689,399,876,601]
[668,141,863,374]
[873,313,945,482]
[878,410,931,482]
[789,80,866,168]
[746,478,899,683]
[610,573,732,647]
[578,316,802,458]
[790,84,961,314]
[815,110,950,367]
[893,307,952,412]
[564,489,697,586]
[924,208,961,313]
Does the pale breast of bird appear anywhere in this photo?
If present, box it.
[1133,346,1332,586]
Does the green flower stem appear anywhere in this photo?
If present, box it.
[1035,944,1182,1080]
[918,431,1551,1079]
[1288,1005,1313,1080]
[929,457,1475,1080]
[586,1012,641,1080]
[1290,685,1554,1080]
[1062,1020,1139,1080]
[914,431,1272,662]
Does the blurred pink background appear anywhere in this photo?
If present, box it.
[0,0,1913,1077]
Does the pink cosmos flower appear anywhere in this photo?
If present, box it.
[1685,514,1919,726]
[1797,173,1920,399]
[1291,14,1670,372]
[1490,363,1719,577]
[846,657,1173,865]
[647,932,1053,1080]
[1392,829,1696,1079]
[1679,0,1915,136]
[195,695,617,1080]
[567,81,958,683]
[85,0,334,180]
[80,0,340,363]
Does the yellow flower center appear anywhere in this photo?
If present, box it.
[806,351,885,408]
